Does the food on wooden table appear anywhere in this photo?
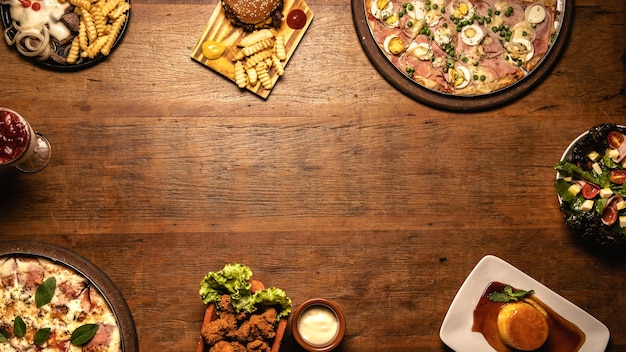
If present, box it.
[201,40,227,60]
[197,263,291,352]
[222,0,284,31]
[473,282,585,351]
[496,301,548,350]
[1,0,130,65]
[285,8,307,29]
[0,256,121,351]
[554,124,626,251]
[230,29,287,89]
[365,0,560,94]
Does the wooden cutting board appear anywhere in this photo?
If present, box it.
[191,0,313,99]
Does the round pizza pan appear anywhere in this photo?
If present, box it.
[351,0,574,112]
[0,2,130,71]
[0,240,138,351]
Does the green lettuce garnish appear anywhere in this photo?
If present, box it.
[199,263,292,320]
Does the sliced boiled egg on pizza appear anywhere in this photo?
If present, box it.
[407,41,433,60]
[460,24,484,46]
[408,0,426,21]
[424,0,445,26]
[370,0,394,23]
[525,3,546,24]
[449,65,470,89]
[434,26,453,47]
[383,35,406,55]
[505,38,534,63]
[452,0,474,22]
[511,21,536,42]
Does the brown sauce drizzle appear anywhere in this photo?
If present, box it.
[472,282,585,352]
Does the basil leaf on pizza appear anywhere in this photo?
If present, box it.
[365,0,561,95]
[0,256,122,351]
[34,327,51,346]
[71,323,100,345]
[35,276,56,307]
[14,316,26,338]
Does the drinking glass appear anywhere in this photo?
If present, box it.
[0,107,52,173]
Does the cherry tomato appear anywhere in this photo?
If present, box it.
[602,201,618,226]
[609,170,626,184]
[581,183,600,199]
[607,131,624,149]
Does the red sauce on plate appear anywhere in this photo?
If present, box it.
[287,9,307,29]
[0,109,30,164]
[472,282,586,352]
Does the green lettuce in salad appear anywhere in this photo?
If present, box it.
[199,263,291,320]
[554,124,626,250]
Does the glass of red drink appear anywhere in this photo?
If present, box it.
[0,107,52,173]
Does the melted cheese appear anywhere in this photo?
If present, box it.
[8,0,71,41]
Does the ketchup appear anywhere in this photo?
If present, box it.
[287,9,307,29]
[0,109,29,164]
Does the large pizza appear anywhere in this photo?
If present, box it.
[0,256,121,351]
[364,0,562,95]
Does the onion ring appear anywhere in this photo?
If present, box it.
[15,27,50,58]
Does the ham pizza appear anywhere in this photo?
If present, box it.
[365,0,562,95]
[0,256,121,352]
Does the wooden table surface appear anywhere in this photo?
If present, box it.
[1,0,625,350]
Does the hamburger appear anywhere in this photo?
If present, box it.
[222,0,284,31]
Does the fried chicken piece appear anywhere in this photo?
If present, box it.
[231,342,247,352]
[247,340,271,352]
[209,341,235,352]
[233,307,277,343]
[219,294,248,321]
[206,339,247,352]
[202,312,238,345]
[218,295,235,313]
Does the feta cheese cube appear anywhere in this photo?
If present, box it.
[592,162,603,175]
[580,200,594,212]
[599,188,613,198]
[568,184,581,196]
[607,149,620,159]
[588,151,600,161]
[620,216,626,228]
[616,200,626,211]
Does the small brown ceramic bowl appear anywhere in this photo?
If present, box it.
[291,298,346,352]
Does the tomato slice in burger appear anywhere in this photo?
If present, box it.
[609,170,626,184]
[581,183,600,199]
[607,131,625,149]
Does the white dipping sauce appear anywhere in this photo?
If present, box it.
[297,305,339,346]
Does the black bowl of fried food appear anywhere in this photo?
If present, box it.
[554,124,626,252]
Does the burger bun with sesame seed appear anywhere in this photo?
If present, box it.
[222,0,284,31]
